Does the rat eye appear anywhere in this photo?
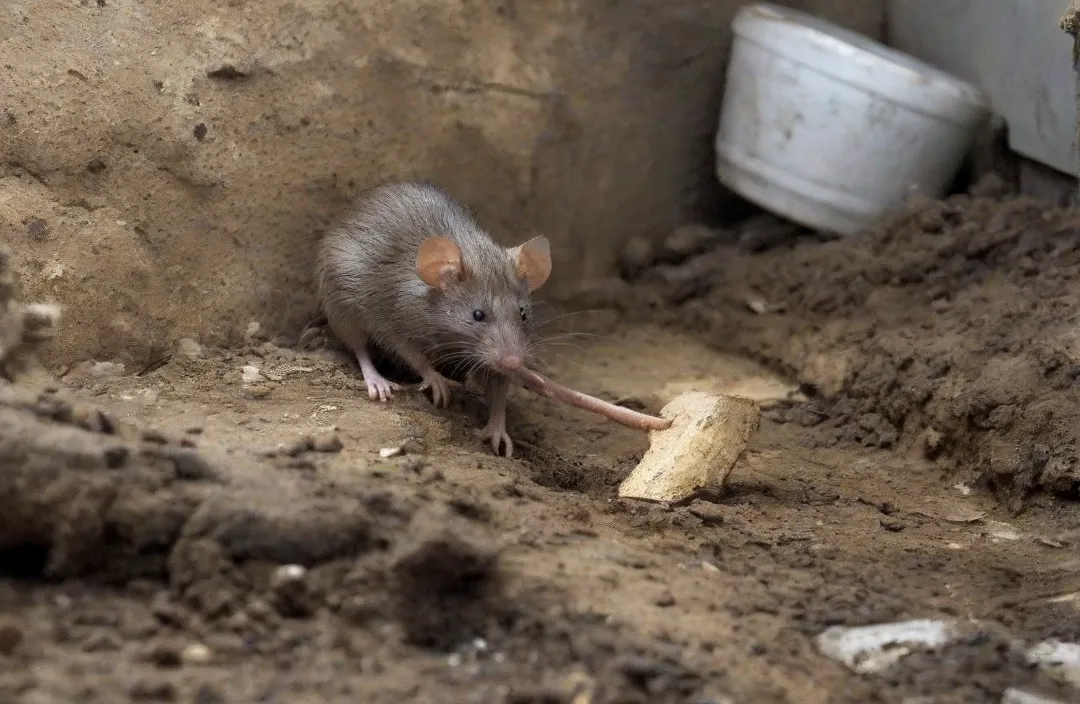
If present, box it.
[472,309,486,322]
[519,306,527,321]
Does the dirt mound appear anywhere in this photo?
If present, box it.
[624,186,1080,511]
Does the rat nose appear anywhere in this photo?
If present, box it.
[499,355,523,371]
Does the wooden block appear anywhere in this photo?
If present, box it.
[618,391,760,503]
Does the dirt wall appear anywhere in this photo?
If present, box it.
[0,0,882,367]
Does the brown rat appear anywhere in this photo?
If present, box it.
[315,181,551,457]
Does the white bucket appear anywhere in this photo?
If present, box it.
[714,3,991,236]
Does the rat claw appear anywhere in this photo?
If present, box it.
[476,422,514,458]
[359,368,401,402]
[366,377,400,402]
[419,372,457,408]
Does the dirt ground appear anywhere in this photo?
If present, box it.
[3,184,1080,703]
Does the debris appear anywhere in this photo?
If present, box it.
[312,433,343,453]
[0,617,24,655]
[985,521,1021,542]
[880,518,906,532]
[1001,689,1069,704]
[240,365,264,383]
[379,446,403,458]
[661,224,720,261]
[744,295,769,315]
[618,236,656,278]
[270,564,313,618]
[1026,640,1080,688]
[181,642,213,666]
[618,392,760,503]
[176,338,203,358]
[244,321,262,340]
[89,361,125,378]
[816,619,966,674]
[913,501,986,524]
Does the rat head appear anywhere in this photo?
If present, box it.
[416,234,551,374]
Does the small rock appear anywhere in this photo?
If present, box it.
[244,384,272,399]
[379,446,403,459]
[193,684,227,704]
[240,365,264,383]
[270,565,313,618]
[146,641,183,669]
[0,617,24,655]
[880,518,906,532]
[181,642,212,666]
[284,436,315,456]
[149,593,187,628]
[163,447,218,481]
[176,338,203,358]
[618,237,656,278]
[89,361,125,378]
[204,632,246,657]
[141,429,170,444]
[736,214,800,252]
[402,457,428,473]
[81,629,123,652]
[244,322,262,340]
[654,591,676,607]
[400,437,426,455]
[662,224,716,261]
[969,173,1008,199]
[687,500,725,526]
[128,679,177,701]
[312,434,343,453]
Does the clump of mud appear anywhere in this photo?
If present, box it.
[623,185,1080,511]
[0,248,59,382]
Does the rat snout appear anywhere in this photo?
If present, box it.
[498,354,523,372]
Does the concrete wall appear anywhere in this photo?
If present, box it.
[0,0,882,366]
[888,0,1078,178]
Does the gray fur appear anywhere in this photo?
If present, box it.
[316,181,538,377]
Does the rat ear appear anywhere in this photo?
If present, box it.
[511,236,551,292]
[416,236,464,290]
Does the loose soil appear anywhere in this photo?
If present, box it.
[3,186,1080,703]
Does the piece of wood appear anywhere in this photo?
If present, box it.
[618,391,760,503]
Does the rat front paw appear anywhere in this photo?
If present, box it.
[476,421,514,458]
[418,371,457,408]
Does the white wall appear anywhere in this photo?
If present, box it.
[888,0,1078,177]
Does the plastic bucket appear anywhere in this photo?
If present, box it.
[714,3,991,236]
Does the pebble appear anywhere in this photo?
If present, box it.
[271,564,307,589]
[240,365,264,383]
[880,518,906,532]
[379,446,403,458]
[270,565,313,618]
[181,642,213,666]
[89,361,125,378]
[618,236,656,278]
[175,337,203,358]
[662,224,716,260]
[312,433,343,453]
[147,641,183,668]
[81,629,123,652]
[193,684,227,704]
[127,679,177,701]
[0,617,24,655]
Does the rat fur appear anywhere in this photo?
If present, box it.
[315,181,551,457]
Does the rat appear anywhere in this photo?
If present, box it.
[315,180,551,458]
